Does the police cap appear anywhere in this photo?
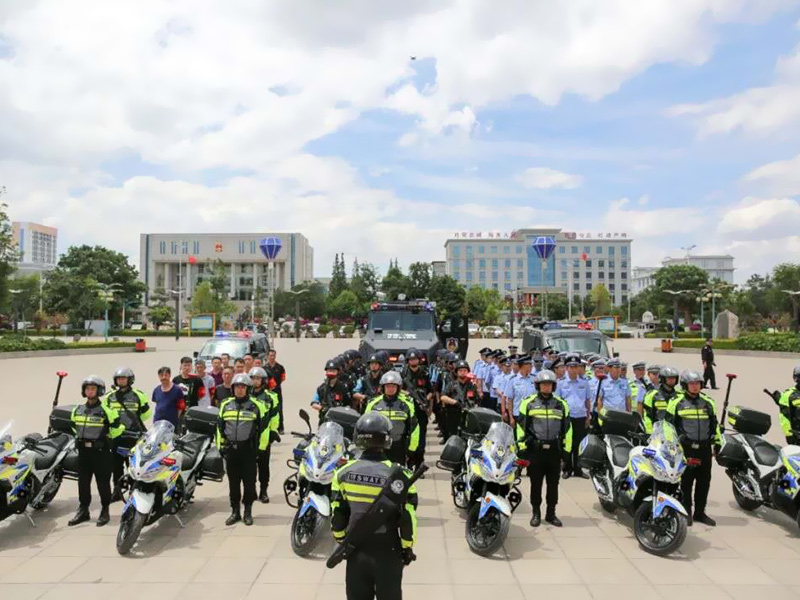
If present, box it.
[632,361,646,370]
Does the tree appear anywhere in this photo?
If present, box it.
[330,253,348,299]
[590,284,613,316]
[484,303,500,325]
[148,305,174,328]
[43,269,105,327]
[0,192,19,313]
[465,286,488,322]
[429,275,466,318]
[381,263,409,300]
[329,290,359,319]
[772,263,800,332]
[653,264,709,327]
[547,294,569,320]
[351,261,379,306]
[9,273,41,323]
[408,262,432,299]
[190,281,236,323]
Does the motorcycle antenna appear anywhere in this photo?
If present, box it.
[719,373,737,432]
[53,371,68,407]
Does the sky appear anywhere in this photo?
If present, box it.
[3,0,800,283]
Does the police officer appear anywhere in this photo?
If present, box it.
[551,357,566,382]
[509,356,535,425]
[69,376,125,527]
[647,364,661,389]
[103,366,152,500]
[249,367,280,503]
[666,370,721,527]
[353,354,385,411]
[331,413,418,600]
[440,360,479,439]
[777,365,800,444]
[557,355,591,479]
[642,367,679,433]
[486,350,504,412]
[402,350,433,468]
[311,359,354,423]
[516,370,572,527]
[217,373,268,526]
[264,349,286,434]
[493,356,512,422]
[597,359,631,413]
[473,347,490,387]
[480,350,499,409]
[365,371,420,466]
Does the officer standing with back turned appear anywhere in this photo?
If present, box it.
[331,412,418,600]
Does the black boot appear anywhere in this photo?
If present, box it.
[68,506,90,527]
[694,513,716,527]
[545,509,563,527]
[530,509,541,528]
[562,471,572,480]
[259,490,270,504]
[243,505,254,526]
[225,507,242,526]
[96,506,110,527]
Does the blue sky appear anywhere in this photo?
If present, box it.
[3,1,800,281]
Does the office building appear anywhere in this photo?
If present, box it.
[139,233,313,310]
[11,222,58,275]
[633,254,735,295]
[632,266,659,295]
[431,261,446,277]
[444,228,633,306]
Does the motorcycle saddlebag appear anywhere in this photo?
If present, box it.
[600,409,639,437]
[200,447,225,482]
[61,448,80,479]
[578,434,607,470]
[324,407,361,440]
[49,404,77,435]
[184,406,219,437]
[462,407,502,436]
[438,435,467,471]
[726,405,771,436]
[716,433,748,469]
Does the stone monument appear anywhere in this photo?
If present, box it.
[714,310,739,339]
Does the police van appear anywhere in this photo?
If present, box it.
[193,331,270,365]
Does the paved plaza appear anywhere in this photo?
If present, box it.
[1,336,800,600]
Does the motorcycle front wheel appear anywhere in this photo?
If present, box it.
[465,503,510,557]
[633,502,687,557]
[291,507,325,557]
[116,509,147,556]
[30,470,63,510]
[732,482,762,512]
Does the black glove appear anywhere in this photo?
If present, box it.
[400,547,416,566]
[270,431,281,444]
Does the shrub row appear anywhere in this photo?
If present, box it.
[673,333,800,352]
[0,335,135,352]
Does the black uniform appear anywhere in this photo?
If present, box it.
[331,452,418,600]
[217,396,267,508]
[70,401,125,510]
[314,379,353,424]
[441,377,479,439]
[402,367,433,467]
[516,393,572,518]
[666,392,722,519]
[265,360,286,431]
[355,372,383,413]
[214,384,233,407]
[701,345,717,389]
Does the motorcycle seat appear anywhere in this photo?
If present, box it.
[606,435,633,468]
[177,433,208,470]
[33,432,72,471]
[743,433,780,467]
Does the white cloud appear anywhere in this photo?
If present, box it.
[717,197,800,239]
[516,167,583,190]
[743,153,800,196]
[604,197,706,238]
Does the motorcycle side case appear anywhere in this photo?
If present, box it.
[600,410,639,437]
[200,447,225,482]
[726,406,771,436]
[462,408,502,436]
[61,448,80,478]
[439,435,467,471]
[716,434,748,469]
[324,407,361,440]
[578,434,607,470]
[184,406,219,437]
[49,405,77,434]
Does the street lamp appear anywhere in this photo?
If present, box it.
[286,288,309,342]
[664,289,693,339]
[699,282,732,338]
[167,289,182,341]
[681,245,697,265]
[9,289,22,336]
[97,283,122,343]
[781,290,800,332]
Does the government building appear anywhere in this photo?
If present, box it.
[444,228,633,307]
[138,233,314,309]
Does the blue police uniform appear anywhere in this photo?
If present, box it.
[510,375,535,419]
[600,376,631,412]
[558,374,592,476]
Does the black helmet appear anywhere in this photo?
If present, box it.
[324,359,339,371]
[368,354,381,364]
[794,364,800,383]
[406,349,421,361]
[81,375,106,398]
[659,366,679,386]
[334,355,346,369]
[113,366,135,386]
[345,349,359,361]
[534,370,558,389]
[455,360,470,371]
[355,412,392,450]
[435,348,448,360]
[445,352,459,363]
[375,350,390,364]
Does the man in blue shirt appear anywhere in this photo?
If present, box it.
[509,357,535,425]
[557,355,591,479]
[493,356,511,420]
[598,359,632,413]
[472,347,490,395]
[502,355,520,421]
[483,350,503,411]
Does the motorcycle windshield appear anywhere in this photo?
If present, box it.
[483,422,516,468]
[136,420,175,462]
[315,422,345,458]
[649,421,683,468]
[0,421,12,452]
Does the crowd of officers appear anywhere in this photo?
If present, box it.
[310,341,728,530]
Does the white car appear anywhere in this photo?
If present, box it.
[468,322,480,336]
[481,326,504,339]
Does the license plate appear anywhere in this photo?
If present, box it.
[542,444,551,449]
[84,442,93,448]
[691,443,699,449]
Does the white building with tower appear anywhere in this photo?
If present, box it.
[632,254,735,295]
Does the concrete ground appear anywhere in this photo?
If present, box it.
[1,336,800,600]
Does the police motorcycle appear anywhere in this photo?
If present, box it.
[283,407,360,557]
[579,411,690,556]
[438,408,524,556]
[0,417,77,524]
[116,408,224,555]
[716,395,800,526]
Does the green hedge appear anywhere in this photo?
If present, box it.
[673,333,800,352]
[23,329,190,337]
[644,331,703,339]
[0,335,135,352]
[673,339,739,350]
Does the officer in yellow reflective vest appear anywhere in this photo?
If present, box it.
[516,370,572,528]
[642,366,679,433]
[364,371,419,466]
[331,412,418,600]
[249,367,280,503]
[777,365,800,444]
[69,375,125,527]
[216,374,268,526]
[102,366,152,500]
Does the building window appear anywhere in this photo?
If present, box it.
[561,271,567,280]
[621,272,627,279]
[492,259,498,268]
[609,260,615,268]
[573,271,580,280]
[609,246,615,256]
[504,271,511,280]
[178,241,187,255]
[559,246,565,254]
[453,247,461,257]
[479,259,486,268]
[492,271,498,281]
[621,283,628,291]
[192,241,200,254]
[598,259,605,268]
[621,246,628,256]
[492,283,499,290]
[453,272,460,281]
[466,246,473,256]
[170,242,178,255]
[598,272,605,279]
[585,260,592,268]
[571,246,578,254]
[573,283,580,291]
[586,272,592,280]
[584,246,590,254]
[516,246,523,254]
[609,283,616,291]
[517,271,524,280]
[466,260,474,270]
[491,246,498,254]
[586,283,592,290]
[479,271,486,280]
[504,283,512,291]
[560,259,567,268]
[504,259,511,268]
[517,259,523,268]
[479,246,485,254]
[249,240,257,254]
[621,295,628,304]
[466,272,473,282]
[503,246,510,254]
[621,260,628,268]
[609,272,616,279]
[596,246,603,254]
[159,241,166,254]
[238,240,246,254]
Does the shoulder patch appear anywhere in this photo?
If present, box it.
[346,471,387,486]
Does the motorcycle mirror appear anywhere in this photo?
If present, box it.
[299,409,311,432]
